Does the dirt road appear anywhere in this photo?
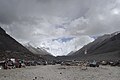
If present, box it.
[0,65,120,80]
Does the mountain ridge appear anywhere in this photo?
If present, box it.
[57,32,120,61]
[0,27,43,60]
[24,43,52,56]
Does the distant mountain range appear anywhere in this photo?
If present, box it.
[25,43,51,56]
[57,32,120,61]
[0,27,43,61]
[1,26,119,61]
[25,44,56,61]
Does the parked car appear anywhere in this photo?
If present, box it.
[55,60,62,64]
[109,61,119,66]
[100,61,109,65]
[5,59,15,69]
[88,60,99,67]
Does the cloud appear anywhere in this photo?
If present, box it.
[38,36,94,56]
[0,0,120,56]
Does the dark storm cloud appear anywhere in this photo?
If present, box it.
[0,0,93,25]
[0,0,19,24]
[0,0,120,55]
[0,0,120,39]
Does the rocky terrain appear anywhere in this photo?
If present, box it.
[0,65,120,80]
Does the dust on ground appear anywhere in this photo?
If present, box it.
[0,65,120,80]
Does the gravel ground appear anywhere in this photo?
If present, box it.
[0,65,120,80]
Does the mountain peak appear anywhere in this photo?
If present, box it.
[24,43,52,56]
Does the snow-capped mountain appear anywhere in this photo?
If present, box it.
[24,43,52,56]
[59,31,120,61]
[0,27,42,60]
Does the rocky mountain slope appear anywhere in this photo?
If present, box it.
[0,27,43,60]
[58,32,120,61]
[67,51,76,56]
[25,43,56,61]
[25,43,51,55]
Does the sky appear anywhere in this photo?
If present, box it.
[0,0,120,56]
